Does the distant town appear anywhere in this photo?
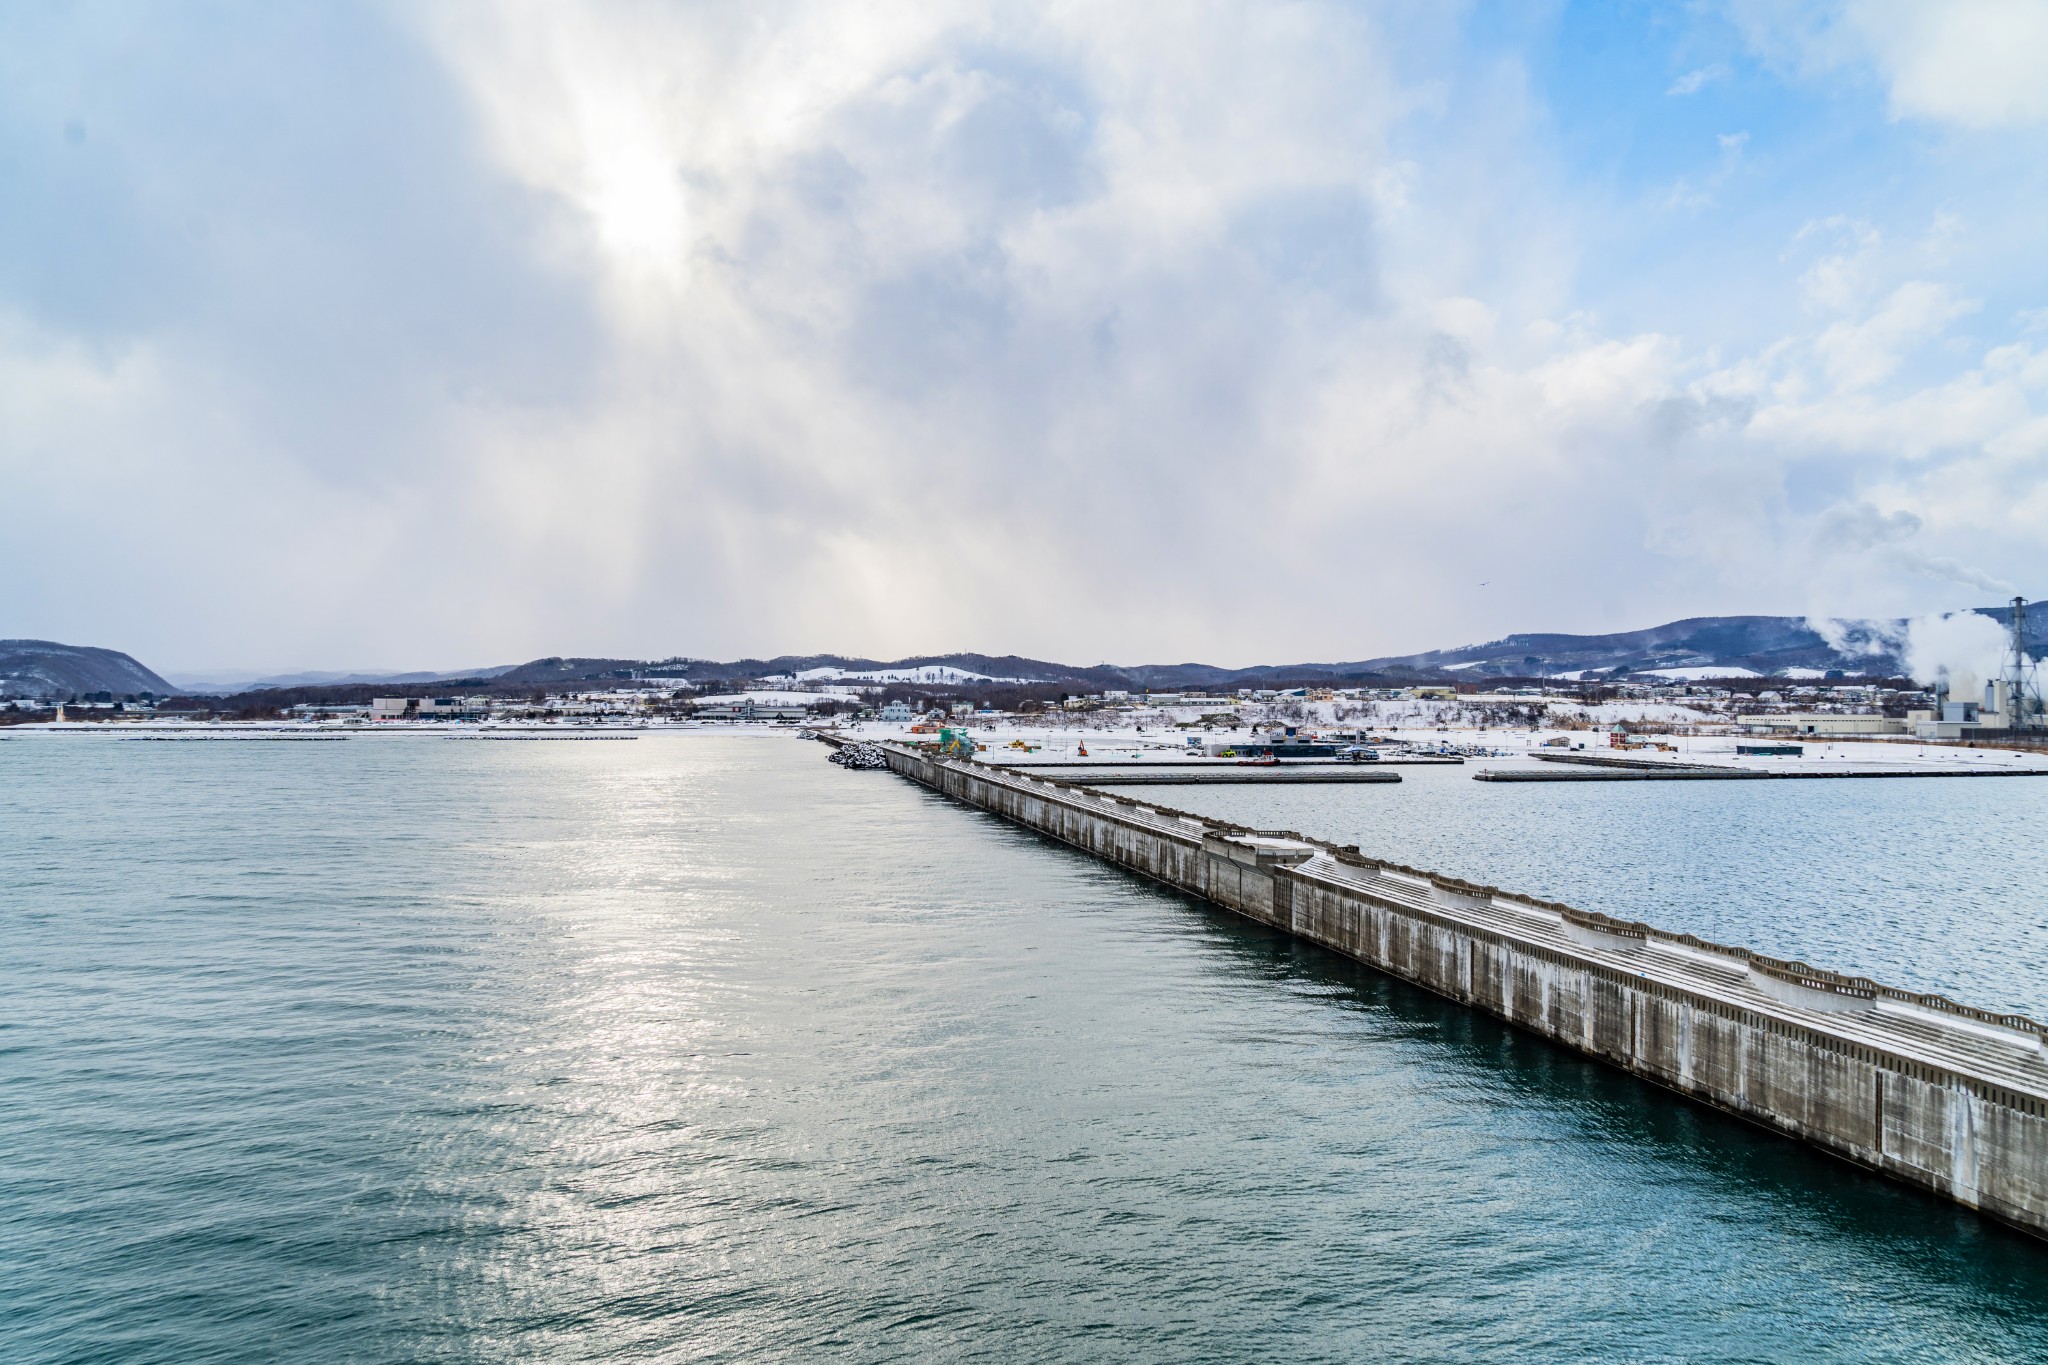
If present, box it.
[4,604,2041,752]
[6,671,2043,751]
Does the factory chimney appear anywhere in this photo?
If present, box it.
[2001,596,2043,731]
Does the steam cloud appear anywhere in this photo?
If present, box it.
[1902,611,2008,691]
[1802,615,1903,662]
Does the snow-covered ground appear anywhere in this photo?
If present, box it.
[772,665,1020,685]
[691,688,862,705]
[1637,666,1762,681]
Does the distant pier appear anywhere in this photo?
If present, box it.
[844,739,2048,1240]
[1476,753,2048,782]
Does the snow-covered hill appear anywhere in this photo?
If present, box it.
[0,640,176,700]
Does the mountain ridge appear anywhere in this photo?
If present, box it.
[16,604,2040,703]
[537,606,2035,689]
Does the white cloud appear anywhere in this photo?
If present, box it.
[1667,63,1730,96]
[1661,130,1749,211]
[1850,0,2048,127]
[1789,216,1883,313]
[1811,280,1978,390]
[1731,0,2048,127]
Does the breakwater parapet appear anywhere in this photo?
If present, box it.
[857,741,2048,1238]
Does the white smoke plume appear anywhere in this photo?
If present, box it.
[1802,615,1904,663]
[1902,610,2008,692]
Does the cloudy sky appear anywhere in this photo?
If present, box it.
[4,1,2047,673]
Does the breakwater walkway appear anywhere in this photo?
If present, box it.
[851,740,2048,1238]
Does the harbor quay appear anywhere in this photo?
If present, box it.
[854,740,2048,1239]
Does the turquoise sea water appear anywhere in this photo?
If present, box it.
[4,732,2047,1361]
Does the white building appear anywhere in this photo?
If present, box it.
[696,699,808,722]
[1757,713,1905,737]
[370,696,487,720]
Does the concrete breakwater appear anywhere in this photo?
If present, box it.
[986,757,1464,767]
[861,741,2048,1239]
[1014,767,1401,786]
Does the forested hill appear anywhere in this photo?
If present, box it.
[0,640,176,700]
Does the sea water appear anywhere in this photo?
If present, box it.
[1153,760,2048,1018]
[4,732,2046,1361]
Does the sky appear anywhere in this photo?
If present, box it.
[4,0,2048,674]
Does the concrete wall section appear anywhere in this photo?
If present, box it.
[874,744,2048,1239]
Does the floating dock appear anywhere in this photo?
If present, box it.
[850,740,2048,1239]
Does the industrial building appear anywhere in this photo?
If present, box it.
[1757,714,1906,737]
[370,696,488,721]
[1907,598,2044,741]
